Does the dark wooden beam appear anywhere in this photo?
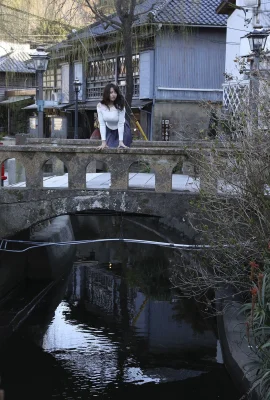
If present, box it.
[216,0,236,15]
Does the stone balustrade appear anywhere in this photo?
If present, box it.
[0,141,208,193]
[0,140,234,238]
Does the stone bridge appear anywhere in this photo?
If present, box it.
[0,139,215,238]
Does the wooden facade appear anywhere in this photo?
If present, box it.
[0,72,35,102]
[154,29,226,102]
[41,11,226,140]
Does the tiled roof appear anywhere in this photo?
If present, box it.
[0,50,35,73]
[153,0,227,26]
[74,0,160,39]
[50,0,226,52]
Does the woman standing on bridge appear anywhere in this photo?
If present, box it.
[97,83,132,150]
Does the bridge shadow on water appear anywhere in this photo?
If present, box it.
[0,216,240,400]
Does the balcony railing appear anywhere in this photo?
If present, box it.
[86,79,139,100]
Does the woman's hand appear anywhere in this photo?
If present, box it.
[97,140,108,150]
[118,140,128,148]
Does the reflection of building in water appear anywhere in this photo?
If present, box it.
[67,263,136,323]
[85,264,122,318]
[66,262,87,303]
[37,264,221,393]
[67,264,217,356]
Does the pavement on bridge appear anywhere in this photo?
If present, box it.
[5,172,199,191]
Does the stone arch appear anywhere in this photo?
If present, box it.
[128,159,154,190]
[172,156,199,192]
[42,156,68,188]
[0,190,195,238]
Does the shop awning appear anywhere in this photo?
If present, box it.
[0,96,32,104]
[66,99,152,111]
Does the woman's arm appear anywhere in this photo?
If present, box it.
[97,103,107,149]
[97,103,106,140]
[118,107,125,141]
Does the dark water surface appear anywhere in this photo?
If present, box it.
[0,216,240,400]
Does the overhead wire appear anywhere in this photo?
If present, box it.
[0,237,239,254]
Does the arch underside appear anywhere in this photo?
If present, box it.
[0,189,196,238]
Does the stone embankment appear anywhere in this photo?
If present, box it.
[0,215,75,348]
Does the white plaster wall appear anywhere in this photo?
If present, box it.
[225,9,253,78]
[224,0,270,80]
[236,0,259,7]
[259,1,270,51]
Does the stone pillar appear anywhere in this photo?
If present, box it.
[110,160,129,190]
[25,166,43,189]
[68,167,86,189]
[52,158,65,176]
[6,158,26,185]
[153,160,173,193]
[55,155,85,190]
[199,151,218,194]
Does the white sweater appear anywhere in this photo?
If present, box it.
[97,103,125,140]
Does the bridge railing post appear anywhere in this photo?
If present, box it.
[110,158,130,190]
[198,150,218,194]
[24,157,43,189]
[66,156,87,189]
[153,159,174,193]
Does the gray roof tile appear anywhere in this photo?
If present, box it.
[50,0,226,52]
[0,50,35,73]
[153,0,227,26]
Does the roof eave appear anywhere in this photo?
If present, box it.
[216,0,236,15]
[151,22,226,29]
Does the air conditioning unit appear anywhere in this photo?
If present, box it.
[240,0,259,7]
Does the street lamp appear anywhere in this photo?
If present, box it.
[31,46,50,138]
[73,77,82,140]
[246,26,269,127]
[246,27,269,56]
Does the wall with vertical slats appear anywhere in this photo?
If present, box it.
[155,28,226,101]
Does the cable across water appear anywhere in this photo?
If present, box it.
[0,237,236,254]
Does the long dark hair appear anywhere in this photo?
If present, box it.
[101,83,125,111]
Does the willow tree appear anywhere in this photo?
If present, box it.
[0,0,84,44]
[84,0,152,118]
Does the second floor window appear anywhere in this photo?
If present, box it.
[43,68,61,89]
[43,69,54,88]
[89,58,116,82]
[87,55,140,99]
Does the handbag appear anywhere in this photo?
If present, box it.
[90,128,101,139]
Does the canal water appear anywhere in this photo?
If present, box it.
[0,215,240,399]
